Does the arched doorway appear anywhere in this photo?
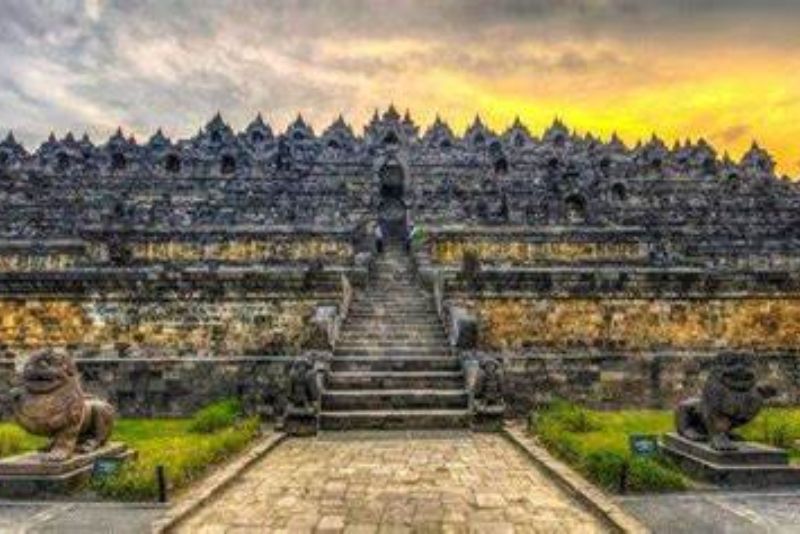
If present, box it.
[378,162,407,241]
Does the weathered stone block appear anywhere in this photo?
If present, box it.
[449,306,478,349]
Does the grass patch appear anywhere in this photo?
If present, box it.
[0,424,46,458]
[1,399,262,501]
[530,401,687,493]
[189,398,242,434]
[741,408,800,461]
[92,416,260,501]
[530,402,800,493]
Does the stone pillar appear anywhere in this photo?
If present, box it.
[449,306,478,350]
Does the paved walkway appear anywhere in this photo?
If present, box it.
[619,491,800,533]
[177,431,606,533]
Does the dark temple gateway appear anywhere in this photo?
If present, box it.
[1,107,799,424]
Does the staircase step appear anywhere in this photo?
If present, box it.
[337,340,446,348]
[346,314,439,321]
[348,313,437,319]
[337,340,448,348]
[331,357,461,372]
[339,330,446,337]
[322,389,469,411]
[319,410,471,431]
[326,371,465,390]
[348,315,437,321]
[349,306,436,313]
[334,347,450,357]
[345,323,440,329]
[355,295,430,301]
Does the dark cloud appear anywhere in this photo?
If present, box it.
[0,0,799,149]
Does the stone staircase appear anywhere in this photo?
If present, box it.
[320,245,470,430]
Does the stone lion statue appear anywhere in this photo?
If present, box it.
[676,352,776,451]
[10,350,115,462]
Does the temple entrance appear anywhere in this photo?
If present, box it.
[378,162,407,241]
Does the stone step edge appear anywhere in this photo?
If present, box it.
[334,346,450,350]
[331,357,457,362]
[659,443,800,473]
[320,409,471,417]
[322,389,469,396]
[328,371,463,377]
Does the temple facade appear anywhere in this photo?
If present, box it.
[1,107,799,417]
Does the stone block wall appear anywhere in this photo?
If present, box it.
[0,357,296,420]
[3,351,797,421]
[497,351,800,417]
[457,298,800,352]
[0,298,321,363]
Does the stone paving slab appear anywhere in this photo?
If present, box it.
[176,432,607,533]
[0,502,164,534]
[618,491,800,533]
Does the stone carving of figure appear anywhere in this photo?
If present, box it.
[10,350,115,462]
[676,352,776,451]
[474,357,505,409]
[287,356,319,411]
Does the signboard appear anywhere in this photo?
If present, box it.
[629,434,659,457]
[92,457,125,480]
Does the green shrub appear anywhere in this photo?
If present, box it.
[752,412,796,449]
[0,425,27,458]
[93,417,260,501]
[0,423,45,459]
[189,399,242,434]
[627,458,686,493]
[583,451,626,491]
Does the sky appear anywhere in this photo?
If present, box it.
[1,0,799,175]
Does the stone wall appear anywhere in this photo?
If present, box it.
[0,357,296,420]
[496,351,800,417]
[457,298,800,352]
[3,351,797,421]
[0,298,323,362]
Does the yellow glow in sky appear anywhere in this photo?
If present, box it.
[319,38,800,174]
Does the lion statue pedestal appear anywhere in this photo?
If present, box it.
[660,352,800,488]
[0,350,134,499]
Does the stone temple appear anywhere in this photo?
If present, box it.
[1,106,799,426]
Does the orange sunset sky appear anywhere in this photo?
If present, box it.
[2,0,799,175]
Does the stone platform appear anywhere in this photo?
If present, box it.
[661,433,800,488]
[0,443,134,499]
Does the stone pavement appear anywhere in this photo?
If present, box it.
[177,431,606,533]
[0,501,164,533]
[619,490,800,534]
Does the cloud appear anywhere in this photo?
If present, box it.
[0,0,799,173]
[719,124,750,144]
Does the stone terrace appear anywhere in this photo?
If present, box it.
[2,107,800,417]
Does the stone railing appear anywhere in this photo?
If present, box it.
[416,225,800,271]
[308,272,356,351]
[0,226,361,273]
